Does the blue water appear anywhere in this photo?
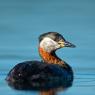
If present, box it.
[0,0,95,95]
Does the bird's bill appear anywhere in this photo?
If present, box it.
[64,41,76,48]
[58,40,76,48]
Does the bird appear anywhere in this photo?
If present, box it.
[6,32,76,90]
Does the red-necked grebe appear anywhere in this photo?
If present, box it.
[6,32,76,90]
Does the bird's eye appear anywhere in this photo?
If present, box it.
[54,36,62,42]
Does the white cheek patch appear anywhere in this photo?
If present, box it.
[40,37,60,52]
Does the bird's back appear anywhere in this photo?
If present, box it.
[6,61,73,90]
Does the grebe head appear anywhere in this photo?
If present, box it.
[39,32,76,53]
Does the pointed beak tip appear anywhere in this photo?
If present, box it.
[71,44,76,48]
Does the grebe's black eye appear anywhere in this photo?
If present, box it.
[54,34,65,42]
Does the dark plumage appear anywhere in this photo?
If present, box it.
[6,61,73,90]
[6,32,75,90]
[39,32,66,43]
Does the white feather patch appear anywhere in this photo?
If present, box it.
[40,37,60,52]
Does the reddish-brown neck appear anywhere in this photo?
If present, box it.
[39,47,64,65]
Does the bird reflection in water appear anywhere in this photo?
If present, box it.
[6,32,75,95]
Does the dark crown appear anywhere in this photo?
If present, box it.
[39,32,66,42]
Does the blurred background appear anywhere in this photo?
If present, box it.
[0,0,95,95]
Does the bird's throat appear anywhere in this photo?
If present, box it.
[39,47,64,65]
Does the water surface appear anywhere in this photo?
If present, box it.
[0,0,95,95]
